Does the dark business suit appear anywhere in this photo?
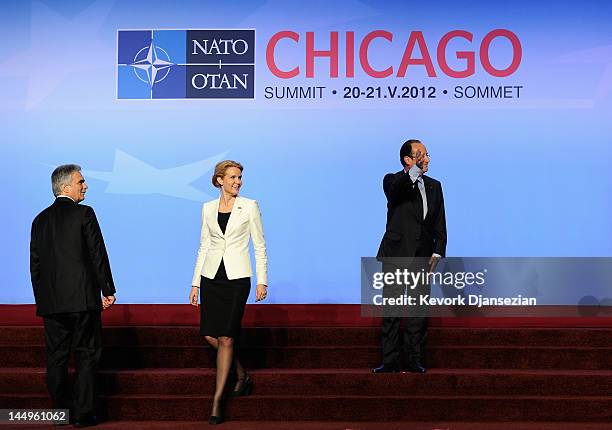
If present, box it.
[30,197,115,420]
[377,170,447,367]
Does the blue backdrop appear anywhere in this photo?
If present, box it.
[2,0,611,303]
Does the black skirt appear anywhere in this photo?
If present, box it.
[199,261,250,338]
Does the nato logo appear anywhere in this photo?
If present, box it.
[117,29,255,99]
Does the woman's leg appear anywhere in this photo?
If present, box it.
[211,336,234,417]
[234,358,246,380]
[204,336,218,349]
[204,336,246,390]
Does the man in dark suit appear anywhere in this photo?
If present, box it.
[373,139,447,374]
[30,164,116,427]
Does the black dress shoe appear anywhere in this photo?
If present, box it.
[208,415,224,425]
[406,362,427,373]
[372,363,400,373]
[72,416,98,427]
[208,398,224,425]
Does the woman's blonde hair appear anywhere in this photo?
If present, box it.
[212,160,244,188]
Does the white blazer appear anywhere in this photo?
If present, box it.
[192,196,267,286]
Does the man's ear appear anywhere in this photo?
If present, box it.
[403,156,412,166]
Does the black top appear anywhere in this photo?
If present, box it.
[218,211,231,234]
[215,212,232,280]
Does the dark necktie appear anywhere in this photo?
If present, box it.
[413,180,424,220]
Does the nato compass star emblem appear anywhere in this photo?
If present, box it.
[117,29,255,99]
[117,30,188,99]
[130,41,174,88]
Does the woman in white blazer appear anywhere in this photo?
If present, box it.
[189,160,267,425]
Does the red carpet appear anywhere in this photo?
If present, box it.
[2,304,611,327]
[3,421,612,430]
[0,305,610,425]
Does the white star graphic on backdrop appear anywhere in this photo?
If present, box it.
[82,149,228,202]
[130,41,173,87]
[0,0,115,109]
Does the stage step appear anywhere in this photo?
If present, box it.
[2,421,611,430]
[1,393,611,422]
[1,368,612,397]
[0,325,610,423]
[1,326,610,347]
[0,344,610,370]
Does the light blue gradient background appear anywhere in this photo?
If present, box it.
[1,0,611,304]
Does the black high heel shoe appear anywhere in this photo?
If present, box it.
[208,398,224,425]
[208,415,224,425]
[227,375,253,397]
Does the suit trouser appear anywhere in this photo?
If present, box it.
[43,311,102,420]
[381,257,430,366]
[381,312,429,366]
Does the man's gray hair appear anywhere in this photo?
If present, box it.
[51,164,81,197]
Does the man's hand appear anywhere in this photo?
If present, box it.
[102,295,116,310]
[255,284,267,302]
[414,149,426,169]
[189,286,199,307]
[428,255,440,273]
